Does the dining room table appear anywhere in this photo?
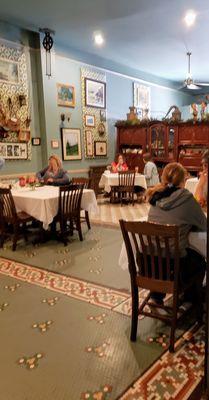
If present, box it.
[99,170,147,193]
[12,185,99,230]
[185,177,199,195]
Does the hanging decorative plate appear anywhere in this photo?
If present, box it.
[98,122,106,137]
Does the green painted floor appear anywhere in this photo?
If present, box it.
[0,226,199,400]
[0,273,173,400]
[0,226,130,291]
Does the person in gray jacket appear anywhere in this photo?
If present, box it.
[147,162,206,307]
[36,154,69,185]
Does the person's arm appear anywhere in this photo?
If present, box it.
[49,171,70,185]
[0,157,5,170]
[187,195,207,232]
[36,167,48,181]
[194,173,207,206]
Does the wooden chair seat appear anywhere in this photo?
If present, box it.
[120,220,203,352]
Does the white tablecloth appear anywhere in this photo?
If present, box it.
[185,177,199,195]
[119,217,206,270]
[99,171,147,193]
[12,186,99,230]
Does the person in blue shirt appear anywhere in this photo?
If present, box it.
[0,157,5,170]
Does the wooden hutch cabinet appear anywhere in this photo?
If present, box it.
[116,121,209,173]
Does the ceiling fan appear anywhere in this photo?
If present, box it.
[180,52,209,90]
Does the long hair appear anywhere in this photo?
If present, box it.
[49,154,62,169]
[146,162,187,201]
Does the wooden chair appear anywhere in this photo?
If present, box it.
[111,171,135,205]
[55,184,84,245]
[119,220,203,352]
[0,187,34,251]
[71,177,91,229]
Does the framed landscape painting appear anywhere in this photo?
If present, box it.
[57,83,75,107]
[61,128,81,160]
[85,78,106,109]
[0,57,19,84]
[85,114,95,127]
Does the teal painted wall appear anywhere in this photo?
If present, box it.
[41,47,193,175]
[0,22,193,177]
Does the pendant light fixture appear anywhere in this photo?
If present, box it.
[39,28,55,77]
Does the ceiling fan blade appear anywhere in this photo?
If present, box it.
[196,83,209,87]
[186,83,200,90]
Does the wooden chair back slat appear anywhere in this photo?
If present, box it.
[164,237,171,280]
[138,233,149,276]
[0,187,17,222]
[155,235,163,280]
[147,235,156,278]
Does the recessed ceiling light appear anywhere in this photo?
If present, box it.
[184,10,197,27]
[93,32,104,46]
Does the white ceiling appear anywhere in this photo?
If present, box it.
[1,0,209,84]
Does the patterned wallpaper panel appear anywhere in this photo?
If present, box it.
[0,42,31,160]
[81,67,108,159]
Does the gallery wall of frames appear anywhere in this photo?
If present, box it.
[0,41,31,161]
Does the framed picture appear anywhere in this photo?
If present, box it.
[85,78,106,109]
[85,114,95,127]
[85,130,94,157]
[0,57,19,84]
[61,128,82,160]
[0,142,27,159]
[57,83,75,107]
[133,83,150,117]
[94,141,107,157]
[51,140,59,149]
[32,137,41,146]
[19,129,30,142]
[100,110,106,122]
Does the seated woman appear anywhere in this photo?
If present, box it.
[36,155,69,185]
[143,153,159,187]
[146,162,206,308]
[194,150,208,207]
[111,154,128,172]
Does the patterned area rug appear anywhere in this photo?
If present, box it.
[0,226,130,292]
[0,257,204,400]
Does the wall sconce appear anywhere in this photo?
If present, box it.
[39,28,55,77]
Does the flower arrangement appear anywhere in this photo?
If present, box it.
[27,176,36,190]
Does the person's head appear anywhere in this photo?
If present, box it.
[146,162,187,201]
[201,149,209,172]
[161,162,187,188]
[49,155,62,171]
[117,154,125,165]
[143,153,152,164]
